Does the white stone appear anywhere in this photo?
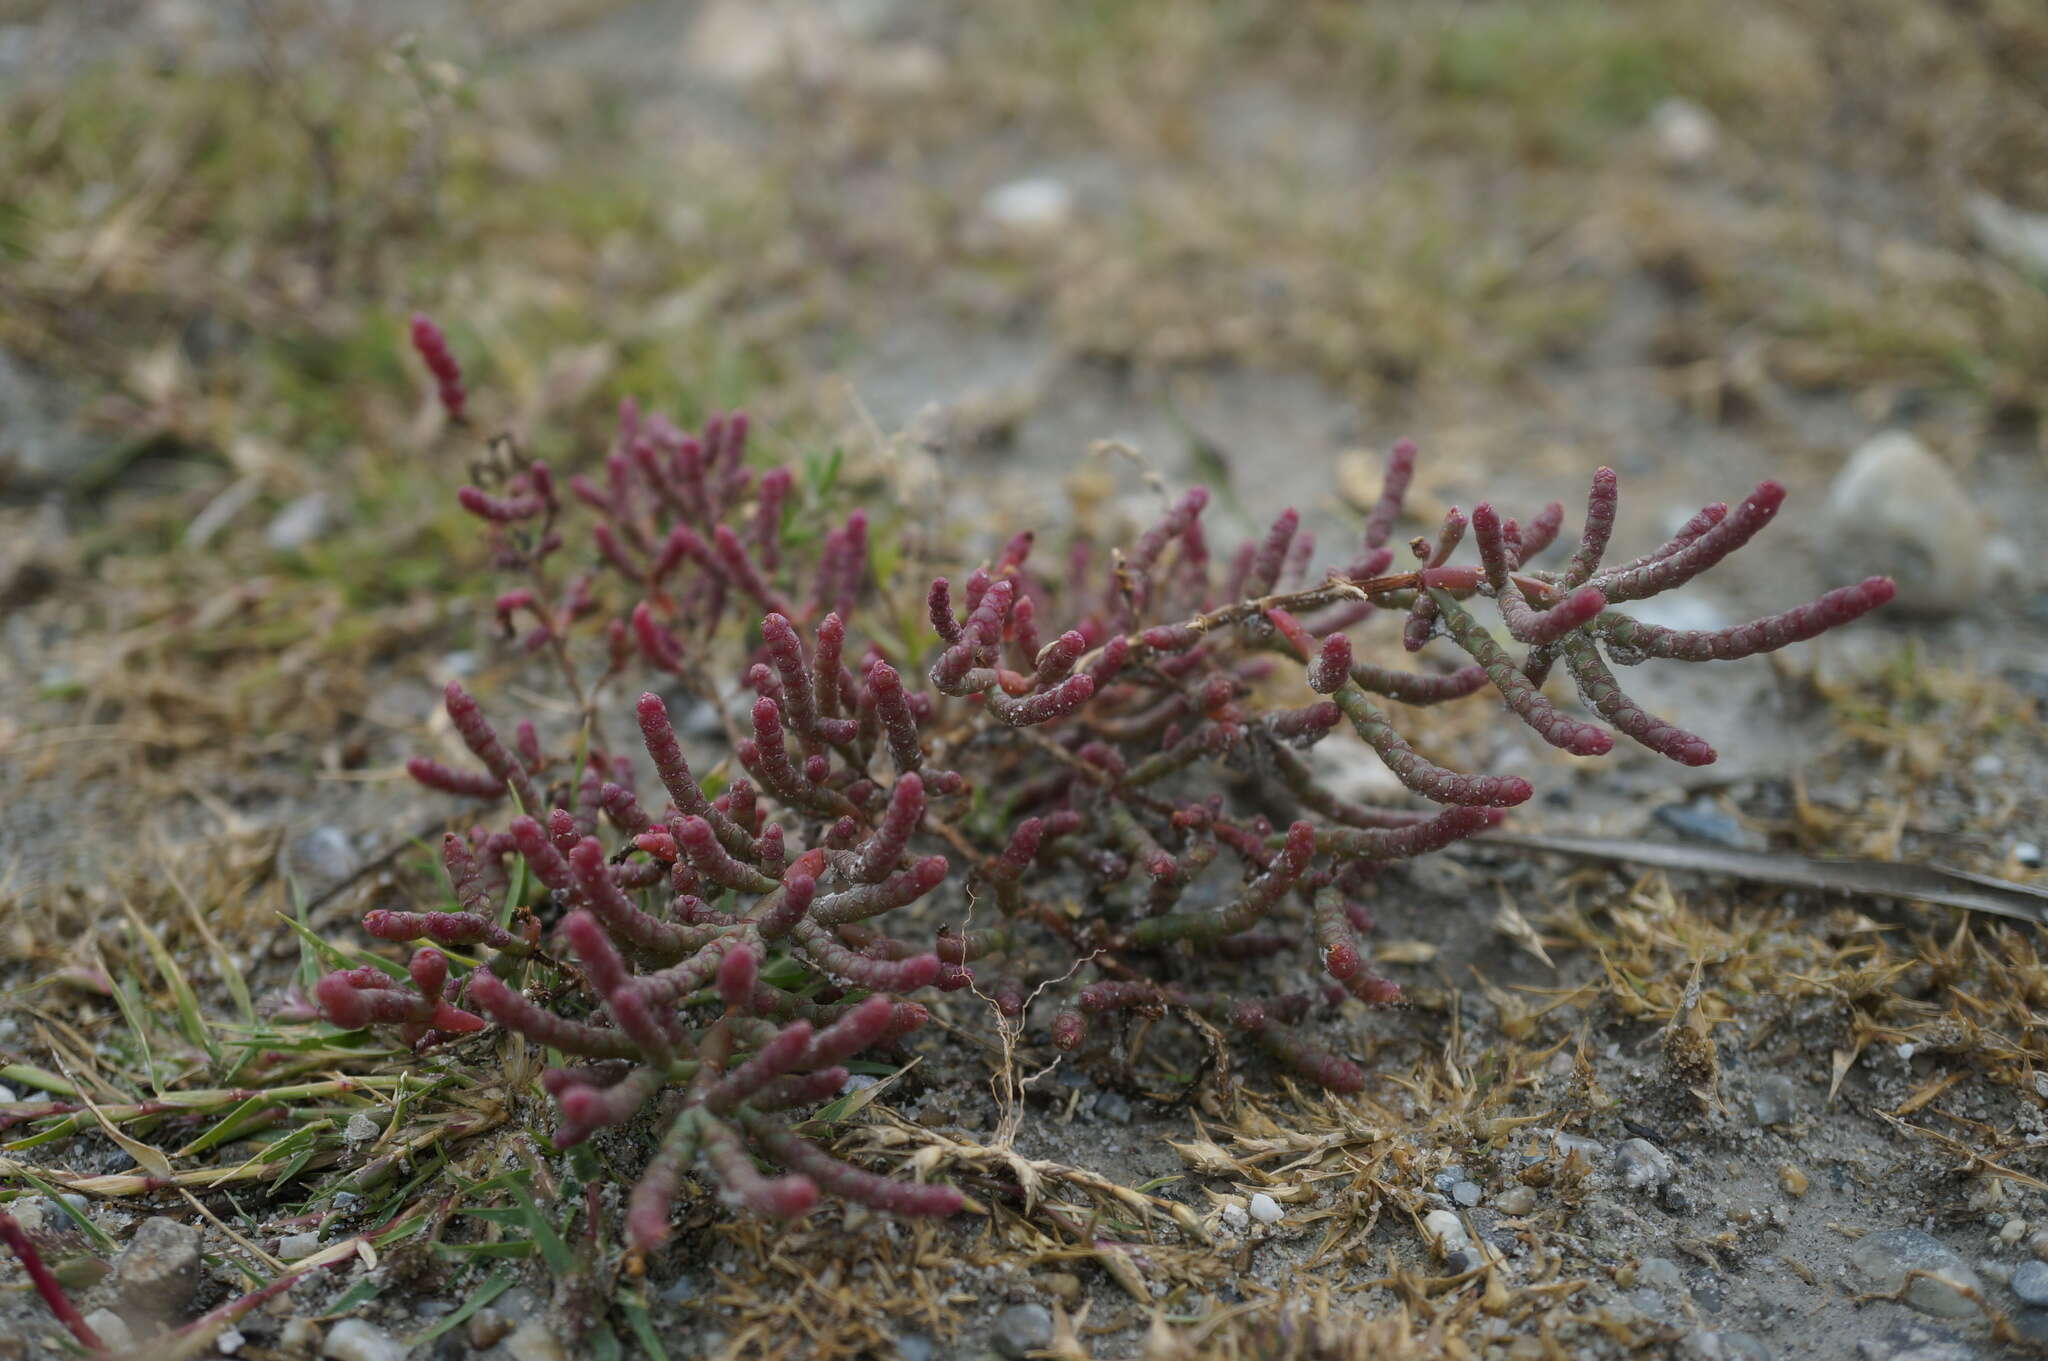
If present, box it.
[979,177,1075,240]
[1822,431,1987,613]
[344,1112,380,1144]
[1423,1209,1468,1253]
[1968,194,2048,279]
[217,1327,247,1354]
[1650,98,1718,168]
[322,1319,408,1361]
[1248,1192,1283,1225]
[265,491,334,552]
[85,1310,135,1351]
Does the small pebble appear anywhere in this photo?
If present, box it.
[114,1215,202,1311]
[1495,1186,1537,1215]
[1615,1138,1675,1190]
[1778,1164,1809,1198]
[991,1303,1054,1361]
[321,1319,408,1361]
[466,1309,513,1350]
[895,1335,936,1361]
[1451,1181,1482,1207]
[2013,1260,2048,1306]
[1655,798,1759,850]
[2016,1310,2048,1347]
[979,177,1075,240]
[1750,1075,1799,1127]
[1639,1257,1684,1291]
[1850,1227,1984,1318]
[1660,1182,1695,1215]
[1650,97,1718,168]
[1249,1192,1283,1225]
[1091,1091,1132,1124]
[277,1232,323,1261]
[1423,1209,1468,1253]
[215,1326,245,1355]
[2000,1218,2028,1246]
[504,1321,569,1361]
[1537,1131,1606,1162]
[1971,754,2006,779]
[2016,842,2043,869]
[84,1312,135,1352]
[2031,1229,2048,1262]
[1685,1331,1770,1361]
[1823,431,1988,614]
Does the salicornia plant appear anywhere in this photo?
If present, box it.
[314,315,1893,1243]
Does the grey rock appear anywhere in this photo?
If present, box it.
[895,1335,936,1361]
[1822,431,1987,614]
[2013,1259,2048,1306]
[0,349,112,490]
[1849,1228,1984,1318]
[321,1319,408,1361]
[286,826,358,892]
[2014,1309,2048,1346]
[1615,1138,1675,1190]
[2031,1228,2048,1262]
[1445,1248,1480,1275]
[1750,1075,1800,1127]
[1638,1256,1684,1291]
[1655,798,1761,851]
[1451,1181,1482,1207]
[1091,1091,1132,1124]
[1854,1326,1975,1361]
[1660,1182,1695,1215]
[265,491,335,552]
[992,1303,1054,1360]
[1685,1332,1769,1361]
[115,1215,202,1311]
[277,1232,323,1261]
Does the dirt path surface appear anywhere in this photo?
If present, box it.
[3,3,2047,1358]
